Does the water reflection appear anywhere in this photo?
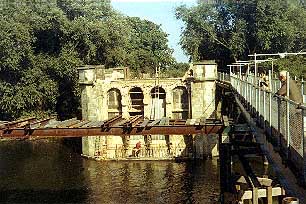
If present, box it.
[0,140,220,204]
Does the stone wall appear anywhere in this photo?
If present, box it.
[78,61,218,160]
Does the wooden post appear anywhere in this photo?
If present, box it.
[220,125,232,202]
[252,187,258,204]
[267,186,272,204]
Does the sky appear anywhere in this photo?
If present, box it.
[111,0,197,63]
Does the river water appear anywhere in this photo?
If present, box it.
[0,140,220,204]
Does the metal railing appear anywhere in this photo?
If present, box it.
[218,71,306,186]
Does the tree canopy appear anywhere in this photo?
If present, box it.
[0,0,176,120]
[176,0,306,74]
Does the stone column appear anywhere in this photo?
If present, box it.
[121,86,130,119]
[190,61,217,158]
[78,67,99,158]
[143,86,152,119]
[165,86,173,118]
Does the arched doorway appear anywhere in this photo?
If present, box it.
[150,86,166,141]
[129,87,144,116]
[107,88,122,118]
[150,86,166,119]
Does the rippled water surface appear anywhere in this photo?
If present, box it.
[0,140,220,204]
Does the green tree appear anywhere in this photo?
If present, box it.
[56,0,114,20]
[126,17,175,76]
[176,0,306,68]
[0,0,176,120]
[162,62,190,78]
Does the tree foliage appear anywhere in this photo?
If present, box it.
[0,0,176,120]
[126,17,175,76]
[176,0,306,73]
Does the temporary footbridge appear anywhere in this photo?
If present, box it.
[0,115,225,138]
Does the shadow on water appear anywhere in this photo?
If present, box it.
[0,189,88,203]
[0,140,220,204]
[0,140,89,204]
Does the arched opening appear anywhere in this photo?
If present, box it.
[107,88,122,118]
[129,87,144,116]
[172,86,189,120]
[150,86,166,119]
[150,87,166,140]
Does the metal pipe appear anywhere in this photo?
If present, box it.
[254,53,258,113]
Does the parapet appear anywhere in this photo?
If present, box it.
[78,65,129,85]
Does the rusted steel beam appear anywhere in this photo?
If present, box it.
[173,119,186,126]
[69,121,90,128]
[25,117,56,129]
[148,119,161,127]
[101,115,123,128]
[56,118,79,128]
[0,125,224,138]
[0,117,37,129]
[129,115,143,124]
[33,117,55,127]
[140,119,150,127]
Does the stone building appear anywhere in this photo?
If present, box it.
[78,61,218,160]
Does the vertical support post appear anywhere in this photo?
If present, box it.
[269,70,272,137]
[247,63,250,77]
[258,87,261,124]
[263,89,266,129]
[246,77,249,109]
[229,66,232,84]
[249,68,252,111]
[251,77,254,113]
[244,65,247,99]
[254,53,258,113]
[267,186,273,204]
[277,98,281,150]
[286,72,290,160]
[302,78,305,103]
[250,77,252,109]
[239,65,242,94]
[271,60,274,77]
[220,125,231,202]
[303,108,306,186]
[247,64,250,109]
[252,187,258,204]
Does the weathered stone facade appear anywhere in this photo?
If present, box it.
[78,61,218,160]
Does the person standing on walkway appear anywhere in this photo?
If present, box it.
[276,70,303,104]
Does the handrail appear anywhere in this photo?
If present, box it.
[217,71,306,186]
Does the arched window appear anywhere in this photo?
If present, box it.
[172,87,189,119]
